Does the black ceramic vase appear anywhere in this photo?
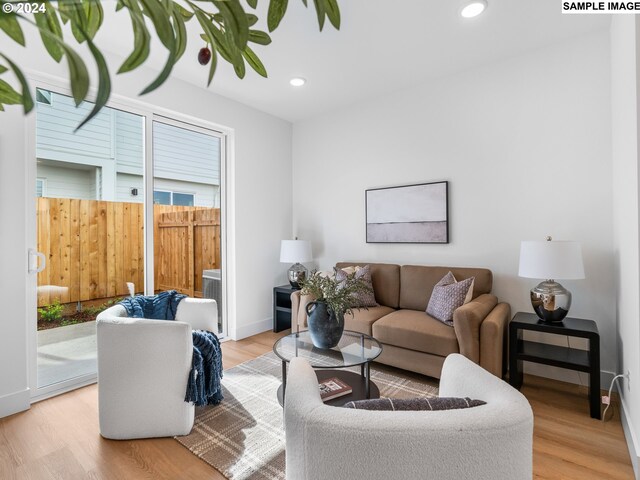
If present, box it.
[305,300,344,349]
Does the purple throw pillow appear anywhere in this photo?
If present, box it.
[426,272,475,325]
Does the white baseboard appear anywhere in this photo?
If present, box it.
[234,317,273,340]
[0,388,30,419]
[619,393,640,479]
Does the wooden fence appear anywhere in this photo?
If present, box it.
[36,198,220,307]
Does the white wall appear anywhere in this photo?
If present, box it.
[293,31,615,384]
[0,31,292,417]
[611,15,640,478]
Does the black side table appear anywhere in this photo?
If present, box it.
[509,312,601,419]
[273,285,298,332]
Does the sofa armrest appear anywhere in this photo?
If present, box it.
[291,290,316,330]
[452,294,498,364]
[480,302,511,378]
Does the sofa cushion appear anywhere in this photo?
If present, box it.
[399,265,492,311]
[343,397,486,411]
[336,262,400,308]
[335,265,378,308]
[372,309,460,357]
[426,273,475,325]
[344,306,395,336]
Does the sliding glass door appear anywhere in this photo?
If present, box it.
[34,89,145,392]
[152,118,225,336]
[29,86,227,400]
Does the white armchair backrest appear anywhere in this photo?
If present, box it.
[176,297,218,332]
[284,354,534,480]
[96,297,218,333]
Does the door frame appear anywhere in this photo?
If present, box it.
[26,72,235,402]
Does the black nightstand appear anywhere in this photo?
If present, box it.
[509,312,601,419]
[273,285,297,333]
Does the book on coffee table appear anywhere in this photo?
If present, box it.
[318,377,352,402]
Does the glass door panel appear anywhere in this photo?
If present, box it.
[35,89,144,388]
[152,119,224,335]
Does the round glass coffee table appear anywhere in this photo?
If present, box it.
[273,330,383,407]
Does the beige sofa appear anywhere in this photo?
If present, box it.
[291,262,510,379]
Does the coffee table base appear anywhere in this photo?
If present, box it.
[277,369,380,407]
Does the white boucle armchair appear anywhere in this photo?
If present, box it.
[284,353,533,480]
[96,297,217,440]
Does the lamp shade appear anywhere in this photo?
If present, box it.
[518,240,585,280]
[280,240,312,263]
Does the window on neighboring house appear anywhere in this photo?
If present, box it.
[36,178,46,197]
[153,190,194,206]
[173,192,194,206]
[36,89,52,105]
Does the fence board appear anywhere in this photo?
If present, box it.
[36,198,219,307]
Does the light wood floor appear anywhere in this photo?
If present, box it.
[0,329,634,479]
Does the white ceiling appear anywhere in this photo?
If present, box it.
[99,0,610,122]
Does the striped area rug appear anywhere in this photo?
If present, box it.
[175,352,438,480]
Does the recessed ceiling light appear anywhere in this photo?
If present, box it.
[290,77,306,87]
[460,0,487,18]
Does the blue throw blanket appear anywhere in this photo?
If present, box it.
[119,290,186,320]
[120,291,224,406]
[187,330,224,406]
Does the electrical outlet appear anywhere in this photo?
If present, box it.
[627,370,631,391]
[602,395,610,405]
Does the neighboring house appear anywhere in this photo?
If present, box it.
[35,90,220,207]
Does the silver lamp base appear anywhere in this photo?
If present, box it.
[287,263,308,289]
[530,280,572,323]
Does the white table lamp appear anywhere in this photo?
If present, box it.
[280,240,312,288]
[518,236,584,323]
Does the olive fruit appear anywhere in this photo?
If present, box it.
[198,47,211,66]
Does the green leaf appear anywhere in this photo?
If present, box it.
[140,50,175,95]
[301,0,308,6]
[84,0,104,40]
[58,1,89,43]
[247,0,258,8]
[312,0,325,31]
[247,13,258,26]
[267,0,288,32]
[173,3,194,20]
[31,22,89,105]
[171,8,187,62]
[77,33,111,130]
[242,46,267,78]
[0,64,7,74]
[248,30,271,45]
[207,46,218,86]
[214,0,249,50]
[34,3,64,63]
[140,0,175,51]
[0,12,25,46]
[200,33,208,42]
[224,30,247,78]
[0,54,34,113]
[118,8,151,73]
[323,0,340,29]
[0,78,23,105]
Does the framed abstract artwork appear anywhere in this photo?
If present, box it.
[365,181,449,244]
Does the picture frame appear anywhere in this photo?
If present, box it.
[365,181,449,244]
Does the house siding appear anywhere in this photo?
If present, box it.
[36,92,220,206]
[36,164,96,200]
